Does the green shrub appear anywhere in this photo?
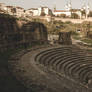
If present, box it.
[71,31,79,35]
[71,13,79,19]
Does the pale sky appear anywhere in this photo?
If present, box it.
[0,0,91,10]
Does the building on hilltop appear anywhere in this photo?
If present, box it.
[53,0,90,19]
[53,10,71,17]
[25,6,52,17]
[0,2,25,17]
[14,6,25,17]
[0,1,91,19]
[53,0,72,17]
[70,9,82,18]
[38,7,51,16]
[5,6,25,17]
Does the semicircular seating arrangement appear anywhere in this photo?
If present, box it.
[35,46,92,86]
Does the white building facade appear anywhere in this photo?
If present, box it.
[53,10,71,17]
[25,7,52,17]
[53,1,89,19]
[53,1,72,17]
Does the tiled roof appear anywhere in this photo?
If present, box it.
[54,10,68,12]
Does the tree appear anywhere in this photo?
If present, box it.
[71,13,79,19]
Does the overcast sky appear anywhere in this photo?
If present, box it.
[0,0,91,10]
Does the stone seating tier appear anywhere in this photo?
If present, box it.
[35,46,92,85]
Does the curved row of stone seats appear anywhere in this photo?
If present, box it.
[35,46,92,85]
[36,49,61,64]
[51,53,84,66]
[36,47,86,65]
[57,58,84,78]
[36,47,86,70]
[57,55,92,84]
[35,48,61,61]
[70,64,92,83]
[64,62,92,83]
[41,52,64,66]
[35,46,77,59]
[47,52,72,67]
[62,58,85,75]
[55,55,85,70]
[79,66,92,82]
[62,57,86,72]
[41,50,73,66]
[38,51,80,67]
[66,61,92,78]
[35,47,73,64]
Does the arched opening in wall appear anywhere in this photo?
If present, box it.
[34,28,41,40]
[37,23,48,42]
[21,22,48,46]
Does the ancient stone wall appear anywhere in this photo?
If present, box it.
[58,32,72,45]
[0,14,48,52]
[21,22,48,43]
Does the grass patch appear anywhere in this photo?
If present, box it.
[72,35,81,40]
[81,38,92,45]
